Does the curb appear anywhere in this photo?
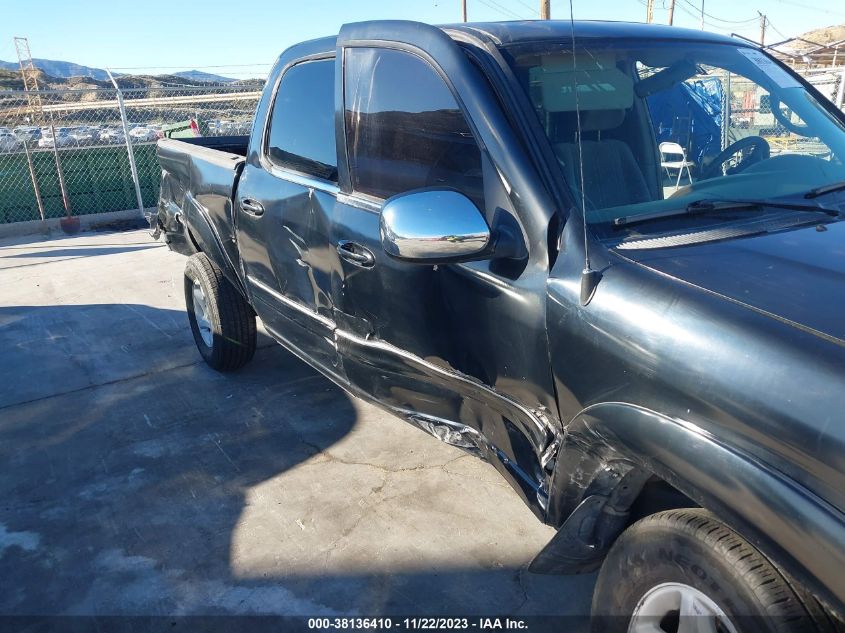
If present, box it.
[0,208,155,239]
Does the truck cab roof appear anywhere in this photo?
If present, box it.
[277,19,747,65]
[443,19,742,47]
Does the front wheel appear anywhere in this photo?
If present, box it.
[184,253,256,371]
[592,509,841,633]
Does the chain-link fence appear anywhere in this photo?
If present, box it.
[0,85,260,224]
[724,75,822,158]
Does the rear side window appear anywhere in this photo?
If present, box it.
[343,47,484,207]
[266,58,337,181]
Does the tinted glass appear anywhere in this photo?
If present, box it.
[344,48,483,206]
[267,58,337,181]
[503,39,845,240]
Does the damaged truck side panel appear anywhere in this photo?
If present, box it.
[154,19,845,621]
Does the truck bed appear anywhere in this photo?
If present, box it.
[167,135,250,156]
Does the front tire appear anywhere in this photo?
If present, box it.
[592,509,841,633]
[184,253,256,371]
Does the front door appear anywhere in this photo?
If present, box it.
[329,26,562,516]
[237,54,341,373]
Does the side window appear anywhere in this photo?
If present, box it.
[343,47,484,207]
[266,58,337,181]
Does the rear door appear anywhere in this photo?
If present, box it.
[236,53,342,373]
[329,23,563,516]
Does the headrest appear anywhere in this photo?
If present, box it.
[580,109,626,131]
[529,53,634,112]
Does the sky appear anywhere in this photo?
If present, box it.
[1,0,844,78]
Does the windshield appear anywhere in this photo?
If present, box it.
[501,38,845,236]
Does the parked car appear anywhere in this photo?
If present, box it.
[0,130,21,152]
[68,126,99,146]
[128,126,159,142]
[38,127,76,148]
[13,126,41,144]
[99,127,126,144]
[153,20,845,631]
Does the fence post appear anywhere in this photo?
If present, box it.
[106,69,146,217]
[22,140,45,221]
[48,118,72,218]
[837,68,845,111]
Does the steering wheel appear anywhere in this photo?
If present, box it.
[769,94,808,134]
[700,136,771,180]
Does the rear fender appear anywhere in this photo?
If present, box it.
[181,192,247,296]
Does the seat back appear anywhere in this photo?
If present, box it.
[554,139,652,210]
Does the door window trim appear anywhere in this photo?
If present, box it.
[339,42,488,203]
[260,53,339,194]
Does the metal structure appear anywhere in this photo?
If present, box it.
[766,36,845,69]
[14,37,42,112]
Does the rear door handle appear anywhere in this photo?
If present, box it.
[240,198,265,217]
[337,240,375,268]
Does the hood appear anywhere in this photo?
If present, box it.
[618,219,845,344]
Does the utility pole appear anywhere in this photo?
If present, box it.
[758,12,767,46]
[668,0,675,25]
[700,0,704,30]
[540,0,550,20]
[461,0,467,22]
[646,0,654,23]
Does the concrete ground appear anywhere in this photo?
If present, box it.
[0,229,594,621]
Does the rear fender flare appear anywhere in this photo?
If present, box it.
[182,193,246,297]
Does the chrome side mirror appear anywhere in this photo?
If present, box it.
[379,189,491,262]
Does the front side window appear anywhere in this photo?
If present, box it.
[266,58,337,181]
[503,39,845,239]
[343,47,484,207]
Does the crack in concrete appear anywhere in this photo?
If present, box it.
[298,437,469,475]
[0,343,277,413]
[295,439,474,562]
[512,566,531,614]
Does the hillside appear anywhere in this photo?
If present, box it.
[0,58,243,85]
[0,67,262,94]
[0,58,112,81]
[173,70,237,84]
[780,23,845,53]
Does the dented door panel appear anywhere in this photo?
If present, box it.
[237,165,340,372]
[329,197,558,516]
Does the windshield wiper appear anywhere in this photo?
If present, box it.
[613,198,838,228]
[804,180,845,199]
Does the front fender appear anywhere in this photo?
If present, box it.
[545,402,845,615]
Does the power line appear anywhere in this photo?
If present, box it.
[674,3,734,30]
[476,0,529,20]
[512,0,540,16]
[770,0,845,18]
[677,0,757,25]
[765,18,790,42]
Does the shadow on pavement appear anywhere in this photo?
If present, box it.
[0,245,160,260]
[0,303,594,622]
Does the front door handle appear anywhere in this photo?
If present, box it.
[337,240,375,268]
[240,198,265,217]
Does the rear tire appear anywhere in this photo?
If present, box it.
[592,508,843,633]
[184,253,256,371]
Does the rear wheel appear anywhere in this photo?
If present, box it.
[184,253,256,371]
[592,509,843,633]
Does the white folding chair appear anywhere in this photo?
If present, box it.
[659,142,695,191]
